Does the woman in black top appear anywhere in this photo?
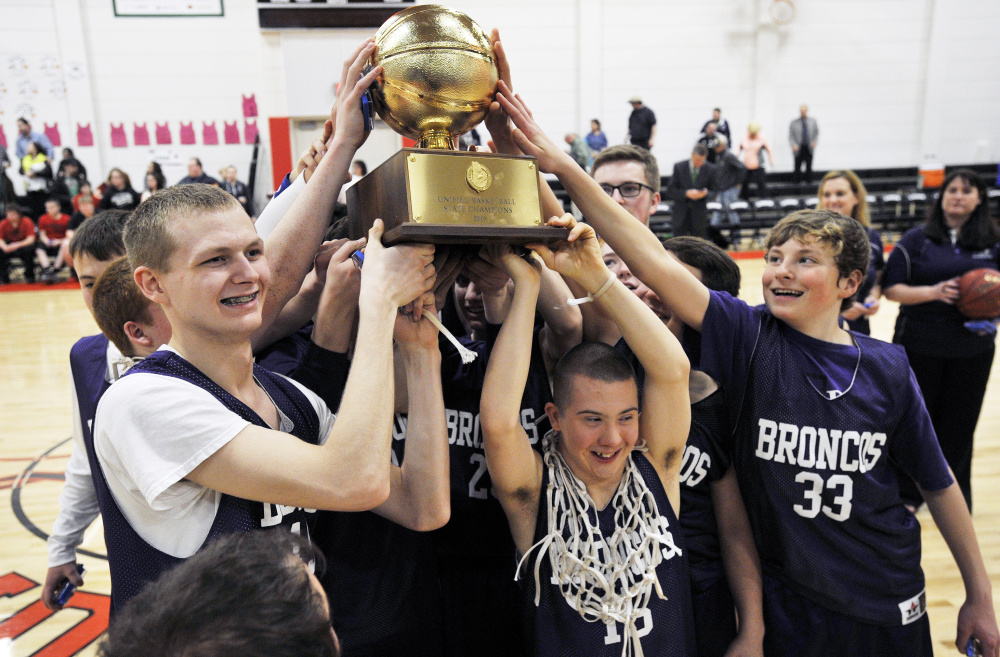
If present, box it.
[98,168,142,211]
[884,169,1000,510]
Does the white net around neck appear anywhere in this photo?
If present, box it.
[516,430,683,657]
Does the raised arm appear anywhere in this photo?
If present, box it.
[920,479,999,657]
[530,217,690,508]
[480,245,544,554]
[187,221,436,512]
[370,294,450,531]
[495,83,711,331]
[261,39,380,331]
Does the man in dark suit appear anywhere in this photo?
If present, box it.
[666,144,717,239]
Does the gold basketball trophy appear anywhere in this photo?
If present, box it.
[347,5,565,245]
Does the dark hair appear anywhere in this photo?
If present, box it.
[664,236,741,296]
[552,342,637,410]
[125,184,241,272]
[352,159,367,176]
[146,170,166,191]
[98,531,338,657]
[591,145,660,191]
[5,205,26,217]
[924,169,998,250]
[148,161,164,176]
[69,210,128,261]
[32,141,47,155]
[92,257,155,357]
[191,157,203,168]
[591,118,601,129]
[17,116,29,126]
[765,209,869,311]
[63,147,75,158]
[45,197,63,207]
[713,107,721,113]
[107,167,133,191]
[692,144,709,157]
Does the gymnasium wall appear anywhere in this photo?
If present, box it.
[1,0,998,203]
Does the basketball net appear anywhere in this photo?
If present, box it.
[516,430,683,657]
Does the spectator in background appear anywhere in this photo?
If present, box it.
[883,169,999,512]
[626,96,656,150]
[666,143,717,240]
[141,170,166,202]
[564,133,591,170]
[61,195,97,271]
[220,165,253,216]
[51,159,87,214]
[20,141,53,219]
[337,160,368,204]
[57,147,88,180]
[789,104,818,185]
[701,108,730,147]
[788,105,819,185]
[817,170,883,335]
[698,122,722,163]
[591,145,661,227]
[97,532,341,657]
[98,169,142,212]
[0,143,13,206]
[176,157,219,186]
[36,198,71,281]
[0,205,37,284]
[74,181,98,213]
[738,122,772,199]
[711,136,746,243]
[585,119,607,156]
[15,117,54,160]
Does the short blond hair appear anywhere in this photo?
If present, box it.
[124,184,241,272]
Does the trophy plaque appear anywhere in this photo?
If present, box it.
[347,5,566,246]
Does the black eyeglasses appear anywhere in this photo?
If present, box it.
[599,182,655,198]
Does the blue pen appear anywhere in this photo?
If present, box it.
[351,250,365,269]
[967,637,982,657]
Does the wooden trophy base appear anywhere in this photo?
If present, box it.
[347,148,567,246]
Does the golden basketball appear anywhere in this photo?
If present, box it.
[371,4,498,149]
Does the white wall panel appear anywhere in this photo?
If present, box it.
[1,0,998,202]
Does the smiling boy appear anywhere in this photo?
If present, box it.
[480,228,695,656]
[494,83,998,657]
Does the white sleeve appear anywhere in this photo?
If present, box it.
[255,173,306,240]
[279,374,337,444]
[48,370,100,567]
[95,373,250,510]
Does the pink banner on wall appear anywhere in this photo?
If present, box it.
[223,121,240,144]
[77,123,93,147]
[242,94,258,118]
[244,120,258,144]
[202,121,218,145]
[155,122,172,145]
[179,122,196,145]
[44,123,61,147]
[110,123,127,148]
[133,123,150,146]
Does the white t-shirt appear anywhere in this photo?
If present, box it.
[94,345,335,558]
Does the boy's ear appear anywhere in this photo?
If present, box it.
[134,266,168,305]
[544,402,561,433]
[123,321,153,348]
[839,269,863,298]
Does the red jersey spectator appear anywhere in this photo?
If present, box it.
[37,198,71,281]
[0,206,37,283]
